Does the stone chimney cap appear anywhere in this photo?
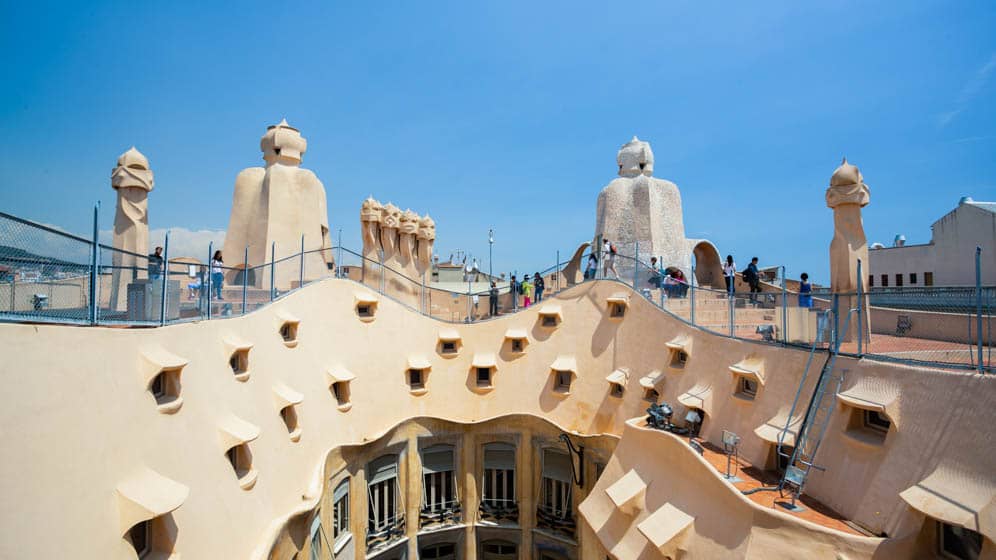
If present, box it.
[830,157,862,187]
[116,147,150,170]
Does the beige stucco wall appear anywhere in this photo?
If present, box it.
[0,278,991,558]
[869,201,996,287]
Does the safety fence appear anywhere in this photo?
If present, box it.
[1,209,991,373]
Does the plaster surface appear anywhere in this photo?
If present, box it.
[594,137,722,284]
[1,277,993,558]
[826,158,872,342]
[109,147,154,311]
[222,120,333,290]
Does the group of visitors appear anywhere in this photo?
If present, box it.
[724,254,813,308]
[498,272,545,316]
[185,250,226,301]
[647,256,689,298]
[583,237,620,280]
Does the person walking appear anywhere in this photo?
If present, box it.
[489,281,499,317]
[745,257,761,303]
[723,255,736,297]
[534,272,545,303]
[211,250,225,300]
[798,273,813,308]
[603,238,619,279]
[522,274,534,308]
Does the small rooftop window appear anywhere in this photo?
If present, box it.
[409,368,425,391]
[326,367,356,412]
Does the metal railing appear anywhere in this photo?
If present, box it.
[1,209,991,372]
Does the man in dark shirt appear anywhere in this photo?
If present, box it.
[534,272,545,303]
[745,257,761,303]
[488,281,499,317]
[148,246,164,280]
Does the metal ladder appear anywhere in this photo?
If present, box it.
[777,296,854,505]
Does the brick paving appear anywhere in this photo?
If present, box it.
[694,440,865,536]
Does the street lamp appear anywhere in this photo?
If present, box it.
[488,228,494,280]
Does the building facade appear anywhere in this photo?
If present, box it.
[868,198,995,288]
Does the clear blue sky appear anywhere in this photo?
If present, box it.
[2,1,994,283]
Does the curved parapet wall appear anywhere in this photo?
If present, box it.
[0,278,992,558]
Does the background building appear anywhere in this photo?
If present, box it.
[868,197,995,288]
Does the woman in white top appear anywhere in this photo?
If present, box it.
[722,255,736,297]
[210,250,225,300]
[602,239,619,279]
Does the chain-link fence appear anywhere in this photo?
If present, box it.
[0,211,95,323]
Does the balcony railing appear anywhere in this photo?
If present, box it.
[366,515,405,549]
[419,501,461,528]
[536,505,575,539]
[479,499,519,524]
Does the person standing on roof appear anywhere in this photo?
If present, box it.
[603,238,619,279]
[585,252,598,280]
[534,272,545,303]
[745,257,761,303]
[723,255,736,297]
[489,281,499,316]
[521,274,534,308]
[798,273,813,308]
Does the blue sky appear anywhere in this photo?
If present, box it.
[1,1,994,283]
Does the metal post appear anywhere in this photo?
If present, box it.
[633,241,640,288]
[690,266,696,326]
[977,247,984,373]
[89,203,99,325]
[856,259,864,355]
[206,242,213,320]
[242,246,249,315]
[556,250,561,293]
[513,269,517,311]
[337,228,343,279]
[729,290,735,337]
[781,265,788,344]
[489,228,494,281]
[832,294,840,350]
[467,281,472,322]
[159,231,170,326]
[270,242,276,301]
[299,234,305,289]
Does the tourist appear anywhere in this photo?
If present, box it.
[723,255,736,297]
[148,246,164,280]
[509,274,518,310]
[663,271,679,298]
[674,269,689,298]
[649,257,662,288]
[745,257,761,303]
[522,274,534,308]
[603,238,619,279]
[211,250,225,300]
[799,272,813,308]
[534,272,545,303]
[584,252,598,280]
[188,266,204,300]
[488,281,499,317]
